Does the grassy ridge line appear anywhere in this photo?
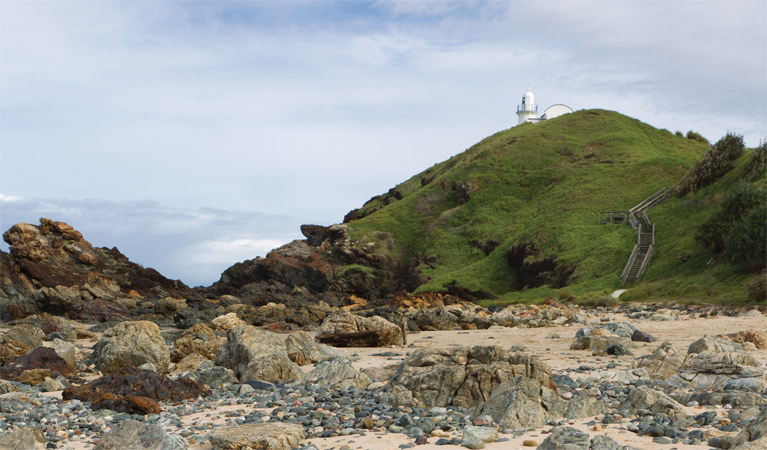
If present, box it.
[344,109,715,303]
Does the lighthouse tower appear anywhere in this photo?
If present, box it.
[516,87,538,124]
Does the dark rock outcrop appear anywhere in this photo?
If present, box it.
[1,218,196,320]
[506,241,576,289]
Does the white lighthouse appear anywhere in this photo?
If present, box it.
[515,87,573,126]
[516,87,538,124]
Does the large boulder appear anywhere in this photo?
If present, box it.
[537,426,589,450]
[43,339,77,368]
[284,331,347,365]
[209,423,305,450]
[214,325,302,383]
[4,324,45,349]
[575,322,639,339]
[95,419,189,450]
[41,316,77,341]
[732,407,767,448]
[385,345,553,415]
[0,346,79,382]
[570,335,633,352]
[91,321,171,374]
[632,341,687,379]
[316,313,403,347]
[304,357,371,389]
[171,324,222,362]
[619,385,687,418]
[0,426,46,450]
[688,335,749,354]
[478,376,565,429]
[0,334,31,365]
[209,312,246,331]
[676,351,765,391]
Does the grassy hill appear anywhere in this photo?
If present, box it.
[339,109,765,305]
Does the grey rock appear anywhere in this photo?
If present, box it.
[183,366,237,387]
[95,419,189,450]
[605,343,633,356]
[576,322,638,339]
[619,386,687,417]
[537,426,589,450]
[732,407,767,446]
[209,423,304,450]
[4,324,45,349]
[385,345,552,415]
[478,376,565,429]
[316,312,403,346]
[0,426,46,450]
[304,357,371,389]
[564,392,608,419]
[91,321,171,374]
[284,331,347,365]
[42,376,63,392]
[462,425,498,444]
[171,323,223,362]
[631,329,656,342]
[688,335,747,354]
[590,435,640,450]
[44,338,77,368]
[570,335,633,352]
[632,341,687,379]
[676,351,765,391]
[214,325,303,383]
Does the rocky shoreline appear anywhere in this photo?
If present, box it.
[0,302,765,450]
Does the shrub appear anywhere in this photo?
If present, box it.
[742,141,766,182]
[696,182,766,253]
[675,131,684,137]
[674,132,745,196]
[724,204,767,269]
[686,130,709,144]
[747,275,766,302]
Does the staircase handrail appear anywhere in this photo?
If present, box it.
[620,244,640,285]
[598,211,626,224]
[628,187,669,213]
[636,245,654,280]
[627,211,639,230]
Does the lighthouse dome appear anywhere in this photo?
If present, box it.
[523,88,534,104]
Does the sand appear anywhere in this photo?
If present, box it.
[40,311,767,450]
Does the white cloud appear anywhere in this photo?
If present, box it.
[1,1,765,284]
[0,198,305,287]
[0,194,23,203]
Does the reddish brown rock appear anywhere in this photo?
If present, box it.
[0,346,80,382]
[91,392,161,415]
[1,218,197,319]
[68,298,130,323]
[719,330,767,349]
[264,321,294,332]
[62,367,207,412]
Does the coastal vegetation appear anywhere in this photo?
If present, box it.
[340,110,765,306]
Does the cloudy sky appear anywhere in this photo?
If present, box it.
[1,1,765,286]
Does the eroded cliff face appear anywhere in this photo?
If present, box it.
[1,218,195,320]
[209,224,418,305]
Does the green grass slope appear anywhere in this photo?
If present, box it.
[341,109,761,304]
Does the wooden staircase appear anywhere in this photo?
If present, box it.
[599,188,668,286]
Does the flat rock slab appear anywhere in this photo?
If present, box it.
[209,423,305,450]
